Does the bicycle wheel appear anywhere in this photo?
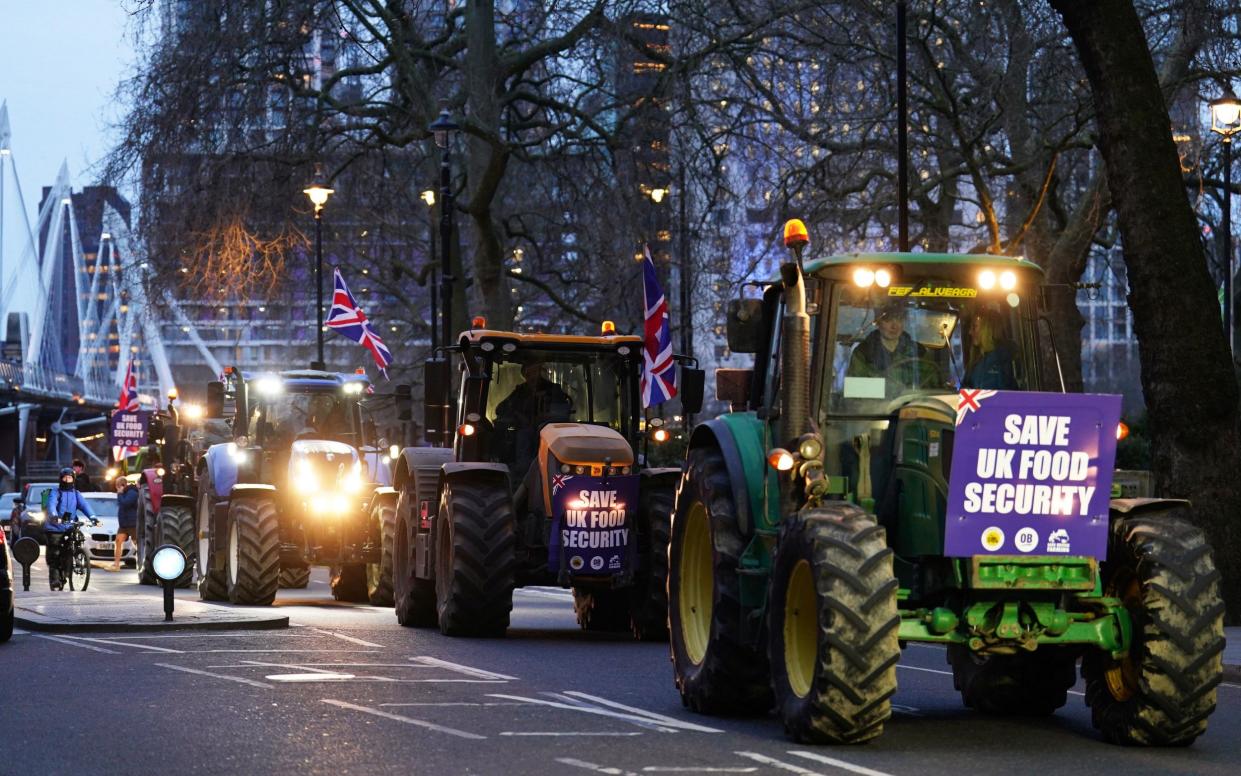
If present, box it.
[69,547,91,591]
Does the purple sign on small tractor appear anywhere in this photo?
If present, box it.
[944,390,1121,559]
[548,474,638,577]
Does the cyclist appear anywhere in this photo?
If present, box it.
[45,467,97,590]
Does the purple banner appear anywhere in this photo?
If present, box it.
[109,410,150,450]
[548,474,639,577]
[944,390,1121,559]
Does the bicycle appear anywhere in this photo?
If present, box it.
[48,515,97,591]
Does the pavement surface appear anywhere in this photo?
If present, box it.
[2,563,1239,775]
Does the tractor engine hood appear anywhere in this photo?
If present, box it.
[538,423,634,467]
[895,394,958,425]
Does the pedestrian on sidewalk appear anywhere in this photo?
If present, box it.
[113,476,139,572]
[73,459,97,492]
[7,497,24,540]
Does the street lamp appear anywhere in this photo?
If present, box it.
[420,189,439,351]
[303,176,335,370]
[429,109,459,342]
[1209,89,1241,353]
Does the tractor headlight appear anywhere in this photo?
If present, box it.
[343,462,364,492]
[343,382,364,395]
[999,270,1017,290]
[227,443,249,463]
[294,460,319,493]
[389,444,400,460]
[978,269,997,290]
[798,433,823,460]
[253,377,282,396]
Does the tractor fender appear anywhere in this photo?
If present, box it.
[141,467,165,512]
[229,484,277,498]
[687,419,756,536]
[640,467,681,491]
[393,447,455,491]
[159,493,195,510]
[1109,497,1191,515]
[365,487,398,516]
[204,443,241,499]
[441,462,511,487]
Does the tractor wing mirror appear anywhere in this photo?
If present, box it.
[206,381,225,419]
[726,298,764,353]
[715,368,753,410]
[424,358,452,445]
[680,367,705,414]
[394,383,413,421]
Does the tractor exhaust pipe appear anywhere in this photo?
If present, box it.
[778,220,811,448]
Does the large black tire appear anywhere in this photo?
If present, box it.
[628,479,674,641]
[225,495,280,606]
[136,486,158,585]
[669,447,772,714]
[196,473,228,602]
[331,564,368,602]
[1082,509,1225,746]
[280,567,311,589]
[367,503,396,606]
[156,503,196,588]
[394,484,437,626]
[434,480,515,637]
[768,506,900,744]
[573,588,631,632]
[948,645,1077,716]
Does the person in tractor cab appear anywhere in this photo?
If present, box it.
[847,302,943,393]
[964,307,1018,390]
[45,467,97,589]
[495,361,573,476]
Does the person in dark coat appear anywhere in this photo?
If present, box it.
[113,477,140,571]
[73,459,96,492]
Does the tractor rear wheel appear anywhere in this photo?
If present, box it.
[434,480,515,637]
[394,485,437,626]
[668,447,771,714]
[1083,509,1225,746]
[225,495,280,606]
[366,502,396,606]
[628,479,674,641]
[196,474,228,602]
[948,645,1077,716]
[573,588,631,632]
[279,567,310,589]
[156,503,196,588]
[768,506,900,744]
[136,486,158,585]
[331,564,368,602]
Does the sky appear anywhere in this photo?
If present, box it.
[0,0,136,217]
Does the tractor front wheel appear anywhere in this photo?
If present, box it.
[394,485,437,627]
[1082,509,1225,746]
[434,480,515,637]
[668,447,771,714]
[196,474,228,602]
[628,479,674,641]
[280,567,311,589]
[767,505,900,744]
[225,495,280,606]
[366,502,396,606]
[136,486,158,585]
[948,645,1077,716]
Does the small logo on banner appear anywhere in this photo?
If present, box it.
[590,556,605,571]
[981,526,1005,552]
[1014,527,1039,553]
[1046,529,1071,553]
[570,556,585,571]
[608,556,622,570]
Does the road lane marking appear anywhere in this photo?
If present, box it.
[897,663,1083,696]
[381,702,525,707]
[890,703,922,716]
[268,673,358,682]
[734,752,822,775]
[1221,682,1241,691]
[195,649,379,653]
[905,643,945,651]
[560,691,724,733]
[501,731,642,737]
[643,769,758,773]
[789,751,896,776]
[65,636,182,653]
[313,628,385,648]
[556,758,639,775]
[410,656,517,680]
[321,699,485,739]
[34,634,119,654]
[154,663,274,689]
[490,693,703,733]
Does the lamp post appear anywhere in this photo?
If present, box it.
[421,189,439,351]
[1209,89,1241,353]
[429,109,459,342]
[303,177,335,370]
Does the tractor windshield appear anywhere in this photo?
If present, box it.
[823,280,1037,416]
[483,350,633,432]
[248,389,362,447]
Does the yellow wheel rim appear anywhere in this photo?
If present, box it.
[1104,574,1142,702]
[784,559,817,698]
[678,502,713,665]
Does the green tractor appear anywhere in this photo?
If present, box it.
[667,219,1224,746]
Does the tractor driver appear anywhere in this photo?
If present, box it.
[847,301,943,394]
[494,360,573,475]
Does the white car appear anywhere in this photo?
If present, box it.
[80,492,137,567]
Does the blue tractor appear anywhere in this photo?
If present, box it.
[196,368,396,605]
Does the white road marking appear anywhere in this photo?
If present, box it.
[267,673,358,682]
[381,702,525,707]
[410,655,517,680]
[84,632,316,639]
[556,758,639,776]
[734,752,822,775]
[501,731,642,737]
[789,751,896,776]
[34,634,119,654]
[642,769,758,773]
[517,588,574,600]
[561,691,724,733]
[896,664,952,677]
[488,694,678,733]
[154,662,274,689]
[65,636,182,653]
[905,643,946,651]
[12,628,28,636]
[321,699,486,740]
[313,628,385,648]
[1220,682,1241,691]
[196,649,379,654]
[890,703,922,716]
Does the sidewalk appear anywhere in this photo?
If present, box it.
[10,559,287,633]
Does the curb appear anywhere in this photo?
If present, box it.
[15,613,289,633]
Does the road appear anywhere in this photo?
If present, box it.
[2,565,1239,776]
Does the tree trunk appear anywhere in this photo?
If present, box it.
[1052,0,1241,621]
